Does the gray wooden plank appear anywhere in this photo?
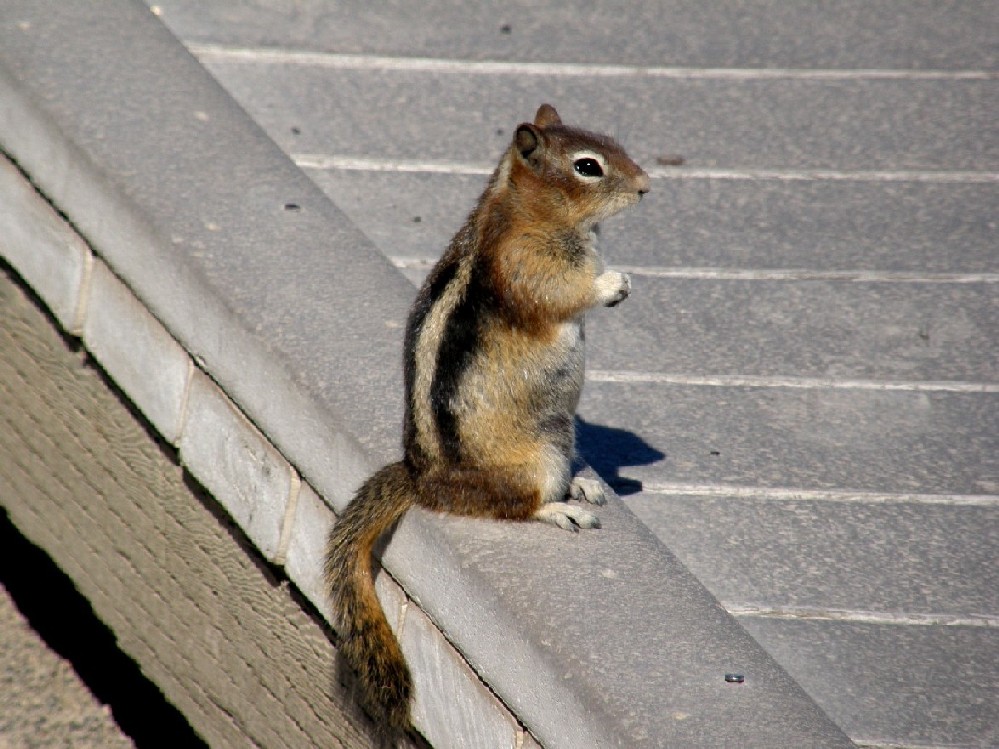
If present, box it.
[576,381,998,495]
[736,618,999,748]
[305,169,999,275]
[627,494,999,616]
[586,278,998,381]
[196,61,999,171]
[151,0,998,70]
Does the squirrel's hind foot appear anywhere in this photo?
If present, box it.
[534,502,601,532]
[567,476,607,506]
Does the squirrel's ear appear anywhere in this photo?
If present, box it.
[534,103,562,128]
[515,123,541,160]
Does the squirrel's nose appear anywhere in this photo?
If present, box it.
[636,171,651,196]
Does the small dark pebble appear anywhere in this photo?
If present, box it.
[725,673,746,684]
[284,202,301,212]
[412,216,422,223]
[655,155,686,166]
[500,23,512,34]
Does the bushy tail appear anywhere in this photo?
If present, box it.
[325,461,415,733]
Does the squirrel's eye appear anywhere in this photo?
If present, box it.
[573,158,603,178]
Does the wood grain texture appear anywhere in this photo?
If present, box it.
[0,266,402,748]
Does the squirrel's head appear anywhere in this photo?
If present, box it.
[508,104,650,228]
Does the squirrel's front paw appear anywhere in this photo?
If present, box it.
[595,271,631,307]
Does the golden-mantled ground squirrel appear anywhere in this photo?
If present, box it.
[325,104,649,734]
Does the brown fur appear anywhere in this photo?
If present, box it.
[324,463,414,733]
[325,104,648,735]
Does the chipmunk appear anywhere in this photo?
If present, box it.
[325,103,649,734]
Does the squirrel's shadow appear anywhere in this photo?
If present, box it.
[575,416,665,496]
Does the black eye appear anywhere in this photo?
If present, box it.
[573,158,603,178]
